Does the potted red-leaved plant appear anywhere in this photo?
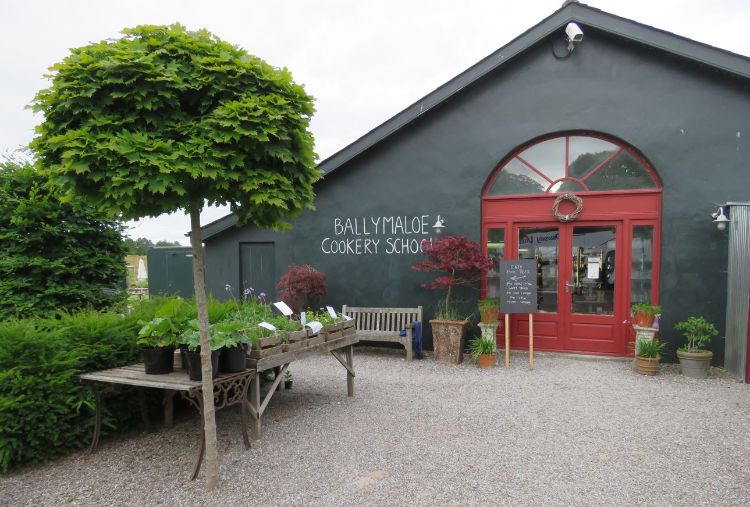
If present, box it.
[276,264,327,313]
[413,236,492,364]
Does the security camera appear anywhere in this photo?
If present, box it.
[566,22,583,42]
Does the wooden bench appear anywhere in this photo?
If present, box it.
[342,305,422,361]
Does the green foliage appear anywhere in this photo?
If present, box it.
[631,303,662,316]
[636,339,665,358]
[468,336,496,362]
[0,158,127,320]
[124,237,181,255]
[0,310,145,472]
[136,317,179,348]
[675,316,718,352]
[31,23,320,229]
[478,298,500,311]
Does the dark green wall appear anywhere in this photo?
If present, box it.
[204,28,750,360]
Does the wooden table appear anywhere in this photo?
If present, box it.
[80,365,256,480]
[246,334,358,439]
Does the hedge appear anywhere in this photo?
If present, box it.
[0,297,236,472]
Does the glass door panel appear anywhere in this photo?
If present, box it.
[630,225,654,305]
[570,226,615,315]
[518,227,559,313]
[485,228,505,299]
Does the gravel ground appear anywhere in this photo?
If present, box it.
[2,347,750,507]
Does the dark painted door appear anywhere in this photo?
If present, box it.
[240,242,276,301]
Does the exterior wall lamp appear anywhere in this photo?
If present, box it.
[432,215,445,234]
[712,205,729,231]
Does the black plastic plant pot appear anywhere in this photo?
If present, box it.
[185,349,221,381]
[142,346,176,375]
[220,344,249,373]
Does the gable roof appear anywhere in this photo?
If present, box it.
[202,1,750,241]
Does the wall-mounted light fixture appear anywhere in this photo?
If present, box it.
[432,215,445,234]
[712,205,730,231]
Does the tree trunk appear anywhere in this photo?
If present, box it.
[189,205,219,490]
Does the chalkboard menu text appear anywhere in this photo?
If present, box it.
[499,259,538,314]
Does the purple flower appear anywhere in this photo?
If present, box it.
[259,292,266,298]
[243,288,251,296]
[224,284,232,292]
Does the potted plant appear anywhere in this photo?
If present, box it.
[631,303,662,328]
[276,264,327,313]
[478,298,500,324]
[179,321,222,381]
[413,236,493,364]
[469,335,496,368]
[212,320,252,373]
[137,316,179,374]
[675,316,718,379]
[635,339,664,376]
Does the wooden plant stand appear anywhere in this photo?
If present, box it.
[246,334,358,440]
[80,365,256,480]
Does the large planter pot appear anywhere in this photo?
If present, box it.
[477,353,496,369]
[676,349,713,379]
[430,319,468,364]
[185,348,221,381]
[219,344,249,373]
[635,355,660,376]
[141,346,176,374]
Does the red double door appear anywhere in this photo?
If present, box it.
[483,193,661,356]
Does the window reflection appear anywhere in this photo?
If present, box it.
[630,226,654,305]
[488,158,547,195]
[485,229,504,299]
[485,134,657,196]
[519,228,558,313]
[568,136,618,178]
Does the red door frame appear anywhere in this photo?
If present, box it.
[482,191,662,356]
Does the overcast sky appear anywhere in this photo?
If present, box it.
[2,0,749,244]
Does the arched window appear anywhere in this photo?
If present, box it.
[485,134,659,196]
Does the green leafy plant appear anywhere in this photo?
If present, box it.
[468,336,496,362]
[136,317,179,348]
[478,298,500,311]
[636,339,665,358]
[0,157,127,320]
[675,316,718,352]
[630,303,662,316]
[0,309,152,472]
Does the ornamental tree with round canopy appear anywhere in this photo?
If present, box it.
[30,24,319,489]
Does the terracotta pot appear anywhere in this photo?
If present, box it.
[635,355,660,376]
[477,353,496,369]
[632,309,655,328]
[480,307,498,324]
[430,320,469,364]
[676,349,713,379]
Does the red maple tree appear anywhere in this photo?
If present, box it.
[412,236,493,318]
[276,264,327,312]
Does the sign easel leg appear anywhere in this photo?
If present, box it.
[505,314,510,368]
[529,313,534,370]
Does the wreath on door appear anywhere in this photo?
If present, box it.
[552,193,583,222]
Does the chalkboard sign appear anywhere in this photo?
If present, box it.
[499,259,538,314]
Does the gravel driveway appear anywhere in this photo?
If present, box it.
[2,348,750,506]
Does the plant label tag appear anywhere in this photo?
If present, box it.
[274,301,293,316]
[258,321,276,331]
[305,321,323,333]
[326,306,337,319]
[300,312,307,325]
[344,315,352,321]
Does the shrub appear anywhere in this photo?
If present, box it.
[412,236,493,319]
[276,264,327,313]
[675,316,718,352]
[0,158,127,320]
[0,310,144,472]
